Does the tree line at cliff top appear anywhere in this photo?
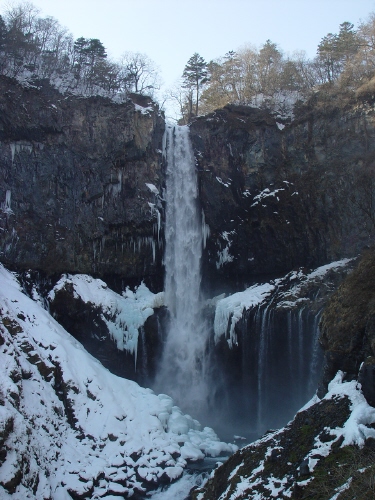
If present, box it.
[1,3,375,120]
[0,2,160,99]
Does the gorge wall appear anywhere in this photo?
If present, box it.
[190,95,375,292]
[0,75,165,290]
[2,75,375,498]
[1,75,374,293]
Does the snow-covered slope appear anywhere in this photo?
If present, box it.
[0,265,236,499]
[193,372,375,499]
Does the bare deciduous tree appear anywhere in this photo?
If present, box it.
[119,52,161,96]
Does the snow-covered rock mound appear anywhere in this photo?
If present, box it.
[192,371,375,499]
[0,265,237,499]
[49,274,164,358]
[214,258,354,347]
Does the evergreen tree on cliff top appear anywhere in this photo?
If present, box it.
[182,52,208,120]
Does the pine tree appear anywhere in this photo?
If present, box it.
[317,22,359,83]
[258,40,282,94]
[336,22,360,61]
[73,37,107,87]
[182,52,208,119]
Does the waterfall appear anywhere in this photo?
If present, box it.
[254,306,323,432]
[257,303,272,432]
[154,125,209,416]
[213,303,323,439]
[150,124,324,439]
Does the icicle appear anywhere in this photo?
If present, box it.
[157,209,161,242]
[257,303,272,431]
[10,142,33,165]
[10,144,15,164]
[1,190,12,213]
[151,239,155,263]
[202,209,210,249]
[298,307,304,383]
[149,203,161,243]
[308,310,322,393]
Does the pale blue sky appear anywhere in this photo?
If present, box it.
[2,0,375,89]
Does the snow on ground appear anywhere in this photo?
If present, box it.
[145,183,160,195]
[302,371,375,473]
[134,104,154,115]
[49,274,164,358]
[148,472,207,499]
[0,264,237,499]
[216,176,231,188]
[251,187,285,207]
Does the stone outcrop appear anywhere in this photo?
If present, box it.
[319,247,375,401]
[190,98,375,291]
[0,76,165,288]
[191,374,375,500]
[47,273,165,382]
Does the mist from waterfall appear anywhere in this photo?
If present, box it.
[153,125,210,418]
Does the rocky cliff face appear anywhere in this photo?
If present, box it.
[1,75,375,498]
[319,248,375,403]
[0,76,165,289]
[1,76,374,294]
[190,98,375,292]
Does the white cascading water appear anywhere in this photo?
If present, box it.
[154,125,209,416]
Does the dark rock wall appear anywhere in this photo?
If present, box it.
[1,78,374,293]
[319,248,375,400]
[0,76,165,288]
[190,101,375,292]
